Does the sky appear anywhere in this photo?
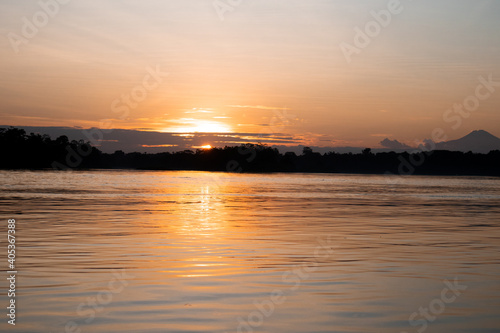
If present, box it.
[1,0,499,150]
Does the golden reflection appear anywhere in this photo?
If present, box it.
[150,175,230,237]
[180,184,225,236]
[148,175,235,279]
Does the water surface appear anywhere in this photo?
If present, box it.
[0,171,499,333]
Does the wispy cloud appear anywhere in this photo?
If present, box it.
[161,118,233,133]
[141,144,178,148]
[0,114,98,127]
[184,108,214,114]
[371,133,393,137]
[227,105,291,111]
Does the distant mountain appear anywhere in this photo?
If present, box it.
[435,130,500,153]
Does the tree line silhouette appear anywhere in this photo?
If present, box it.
[0,127,100,169]
[1,127,499,176]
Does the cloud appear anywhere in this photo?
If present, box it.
[380,138,413,150]
[227,105,290,111]
[184,109,214,114]
[161,118,233,133]
[371,133,393,137]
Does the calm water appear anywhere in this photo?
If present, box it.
[0,170,499,333]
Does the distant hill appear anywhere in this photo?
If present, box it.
[436,130,500,153]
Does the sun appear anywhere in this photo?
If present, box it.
[191,144,213,150]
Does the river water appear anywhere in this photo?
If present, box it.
[0,170,499,333]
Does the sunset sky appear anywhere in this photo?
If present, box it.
[1,0,499,149]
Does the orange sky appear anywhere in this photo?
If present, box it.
[1,1,499,148]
